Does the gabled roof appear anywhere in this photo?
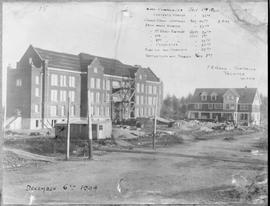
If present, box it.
[79,53,138,78]
[144,67,160,82]
[223,88,240,97]
[189,88,258,103]
[30,46,160,82]
[34,47,81,71]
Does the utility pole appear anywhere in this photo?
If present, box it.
[66,97,70,160]
[87,86,93,160]
[152,98,158,150]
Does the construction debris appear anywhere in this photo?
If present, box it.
[3,150,49,169]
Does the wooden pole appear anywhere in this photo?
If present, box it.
[66,97,70,160]
[153,98,157,150]
[87,87,93,160]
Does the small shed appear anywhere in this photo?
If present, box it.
[55,119,112,140]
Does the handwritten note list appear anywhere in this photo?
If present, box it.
[144,7,220,59]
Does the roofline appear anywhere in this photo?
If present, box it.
[34,46,79,59]
[26,45,161,80]
[31,45,44,61]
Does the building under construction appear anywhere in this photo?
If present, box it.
[6,45,163,137]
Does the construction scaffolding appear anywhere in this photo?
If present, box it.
[111,76,136,123]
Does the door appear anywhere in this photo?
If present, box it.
[92,124,98,140]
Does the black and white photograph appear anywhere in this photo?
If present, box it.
[1,0,268,205]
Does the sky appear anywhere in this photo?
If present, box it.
[2,1,268,101]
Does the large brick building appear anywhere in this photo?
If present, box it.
[187,88,261,125]
[6,45,163,131]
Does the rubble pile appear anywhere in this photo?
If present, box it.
[2,150,46,169]
[237,172,268,204]
[174,120,244,132]
[216,172,268,204]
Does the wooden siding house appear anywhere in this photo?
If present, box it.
[187,88,261,126]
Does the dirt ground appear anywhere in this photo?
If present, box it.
[2,127,268,204]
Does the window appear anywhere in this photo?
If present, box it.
[96,92,100,103]
[141,84,144,93]
[140,108,143,116]
[16,79,22,87]
[93,67,98,73]
[96,78,100,89]
[106,93,110,102]
[34,104,39,113]
[90,106,94,115]
[148,97,152,105]
[211,94,217,101]
[50,106,57,116]
[214,103,222,109]
[100,107,104,116]
[60,105,65,116]
[90,78,95,88]
[139,74,142,80]
[153,86,156,94]
[51,90,58,102]
[60,75,66,87]
[103,80,106,90]
[136,96,139,104]
[225,104,230,110]
[106,80,110,90]
[140,96,144,105]
[105,107,109,116]
[70,105,75,116]
[240,113,248,120]
[69,76,75,87]
[92,106,96,116]
[68,91,75,102]
[99,125,103,131]
[135,108,139,117]
[51,74,58,86]
[230,104,235,110]
[35,76,39,85]
[35,88,40,97]
[148,85,152,94]
[153,97,156,105]
[112,81,120,88]
[201,94,207,101]
[136,83,140,93]
[96,106,100,116]
[60,90,66,101]
[208,104,213,109]
[194,104,202,109]
[90,92,94,102]
[240,104,249,111]
[35,120,39,128]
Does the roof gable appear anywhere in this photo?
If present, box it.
[79,53,138,78]
[223,89,240,97]
[34,47,81,71]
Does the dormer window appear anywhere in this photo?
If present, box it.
[201,92,207,101]
[211,93,217,101]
